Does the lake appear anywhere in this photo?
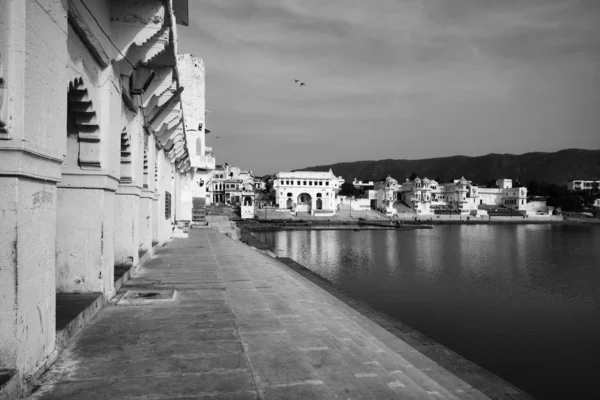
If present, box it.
[254,224,600,400]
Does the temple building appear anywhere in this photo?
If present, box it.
[205,164,256,206]
[177,53,216,223]
[0,0,206,390]
[373,176,400,215]
[399,177,528,215]
[567,179,600,192]
[272,170,344,214]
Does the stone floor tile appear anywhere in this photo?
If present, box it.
[27,229,513,400]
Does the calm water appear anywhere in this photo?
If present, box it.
[255,225,600,400]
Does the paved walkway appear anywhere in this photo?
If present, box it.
[28,229,502,400]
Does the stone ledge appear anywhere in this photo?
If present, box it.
[57,172,120,192]
[115,183,143,196]
[0,146,63,182]
[0,369,20,400]
[55,293,105,351]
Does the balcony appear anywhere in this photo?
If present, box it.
[193,155,215,170]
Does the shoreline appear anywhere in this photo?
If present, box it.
[240,228,535,400]
[237,216,599,232]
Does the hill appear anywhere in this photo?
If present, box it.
[293,149,600,185]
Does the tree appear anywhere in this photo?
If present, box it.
[527,180,540,196]
[339,182,358,197]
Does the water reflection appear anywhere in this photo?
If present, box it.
[255,225,600,400]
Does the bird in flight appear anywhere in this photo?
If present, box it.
[294,79,299,83]
[300,82,306,86]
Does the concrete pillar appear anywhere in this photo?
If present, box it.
[152,192,160,246]
[0,178,58,379]
[114,185,141,267]
[55,186,115,296]
[139,190,154,253]
[0,0,67,379]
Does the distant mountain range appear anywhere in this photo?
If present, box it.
[294,149,600,185]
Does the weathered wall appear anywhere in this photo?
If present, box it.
[177,54,206,164]
[139,194,153,252]
[1,0,194,386]
[157,150,175,243]
[114,191,140,266]
[0,178,58,375]
[0,0,67,379]
[56,188,115,294]
[178,170,210,221]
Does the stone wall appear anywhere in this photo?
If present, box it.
[0,0,196,389]
[0,0,68,378]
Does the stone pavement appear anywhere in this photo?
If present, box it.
[26,228,504,400]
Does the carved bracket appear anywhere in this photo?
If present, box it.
[68,78,101,169]
[119,127,133,183]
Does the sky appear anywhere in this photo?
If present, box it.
[177,0,600,175]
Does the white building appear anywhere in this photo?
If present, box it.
[567,179,600,191]
[273,170,343,214]
[177,54,216,223]
[206,164,255,206]
[399,177,527,215]
[373,176,399,215]
[352,178,375,189]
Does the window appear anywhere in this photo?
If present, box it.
[326,182,329,186]
[165,191,172,219]
[303,181,307,185]
[287,192,292,197]
[286,180,289,185]
[317,193,322,198]
[319,181,323,186]
[297,181,300,185]
[309,181,313,186]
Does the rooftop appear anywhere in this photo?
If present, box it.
[276,169,338,179]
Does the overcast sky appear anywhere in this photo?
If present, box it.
[178,0,600,175]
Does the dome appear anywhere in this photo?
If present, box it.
[429,179,438,185]
[413,177,421,183]
[385,175,398,184]
[422,177,430,184]
[459,176,468,184]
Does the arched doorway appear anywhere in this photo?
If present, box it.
[296,193,312,212]
[286,198,293,209]
[243,196,253,206]
[316,198,323,210]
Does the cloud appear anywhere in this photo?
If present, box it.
[178,0,600,174]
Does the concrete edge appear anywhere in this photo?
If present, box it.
[55,294,106,351]
[19,238,172,398]
[0,370,20,400]
[240,232,535,400]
